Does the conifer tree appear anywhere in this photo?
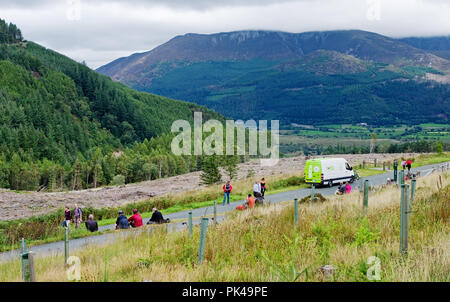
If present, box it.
[200,155,222,185]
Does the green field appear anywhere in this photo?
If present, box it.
[280,123,450,156]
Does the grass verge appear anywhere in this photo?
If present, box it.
[0,172,447,281]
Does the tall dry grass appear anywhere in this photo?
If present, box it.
[0,172,448,282]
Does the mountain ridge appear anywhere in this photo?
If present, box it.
[98,29,450,83]
[97,29,450,126]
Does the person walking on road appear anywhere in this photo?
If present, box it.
[253,181,261,198]
[222,181,232,205]
[406,158,413,173]
[85,214,98,232]
[260,178,268,197]
[74,204,83,229]
[63,206,72,228]
[115,210,129,230]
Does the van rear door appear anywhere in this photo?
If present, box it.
[305,159,322,184]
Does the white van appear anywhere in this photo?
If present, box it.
[304,158,355,187]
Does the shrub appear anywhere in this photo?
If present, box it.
[112,175,125,186]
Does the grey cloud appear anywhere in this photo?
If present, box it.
[0,0,301,10]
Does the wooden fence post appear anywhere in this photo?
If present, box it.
[411,179,416,202]
[400,184,410,255]
[311,185,315,206]
[21,251,36,282]
[188,211,193,237]
[294,198,298,225]
[393,160,398,182]
[213,201,217,225]
[198,218,209,264]
[64,227,69,266]
[363,180,369,211]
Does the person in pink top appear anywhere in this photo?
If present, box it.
[345,182,352,194]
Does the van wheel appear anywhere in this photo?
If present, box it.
[328,181,333,187]
[350,177,355,183]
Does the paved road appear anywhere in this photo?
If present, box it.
[1,161,448,263]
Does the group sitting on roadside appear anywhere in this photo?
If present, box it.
[335,182,352,195]
[114,208,169,229]
[236,178,268,210]
[64,205,171,232]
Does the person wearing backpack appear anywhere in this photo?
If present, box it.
[115,210,129,230]
[73,204,83,229]
[222,181,232,205]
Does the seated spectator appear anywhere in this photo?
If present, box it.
[345,182,352,194]
[115,210,129,230]
[147,208,169,224]
[245,194,255,209]
[128,209,143,228]
[85,214,98,232]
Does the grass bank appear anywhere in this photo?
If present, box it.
[0,172,448,281]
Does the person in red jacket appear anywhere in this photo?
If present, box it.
[406,159,413,173]
[128,209,143,228]
[222,181,232,205]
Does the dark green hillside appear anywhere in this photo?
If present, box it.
[138,57,449,126]
[0,19,22,43]
[0,19,223,191]
[399,36,450,60]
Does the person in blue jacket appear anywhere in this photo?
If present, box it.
[115,210,129,230]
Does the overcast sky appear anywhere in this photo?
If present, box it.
[1,0,449,69]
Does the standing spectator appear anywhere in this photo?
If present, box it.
[63,206,72,228]
[128,209,143,228]
[260,178,268,197]
[85,214,98,232]
[401,159,407,170]
[406,158,413,172]
[73,204,83,229]
[115,210,129,230]
[253,181,261,197]
[222,181,232,205]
